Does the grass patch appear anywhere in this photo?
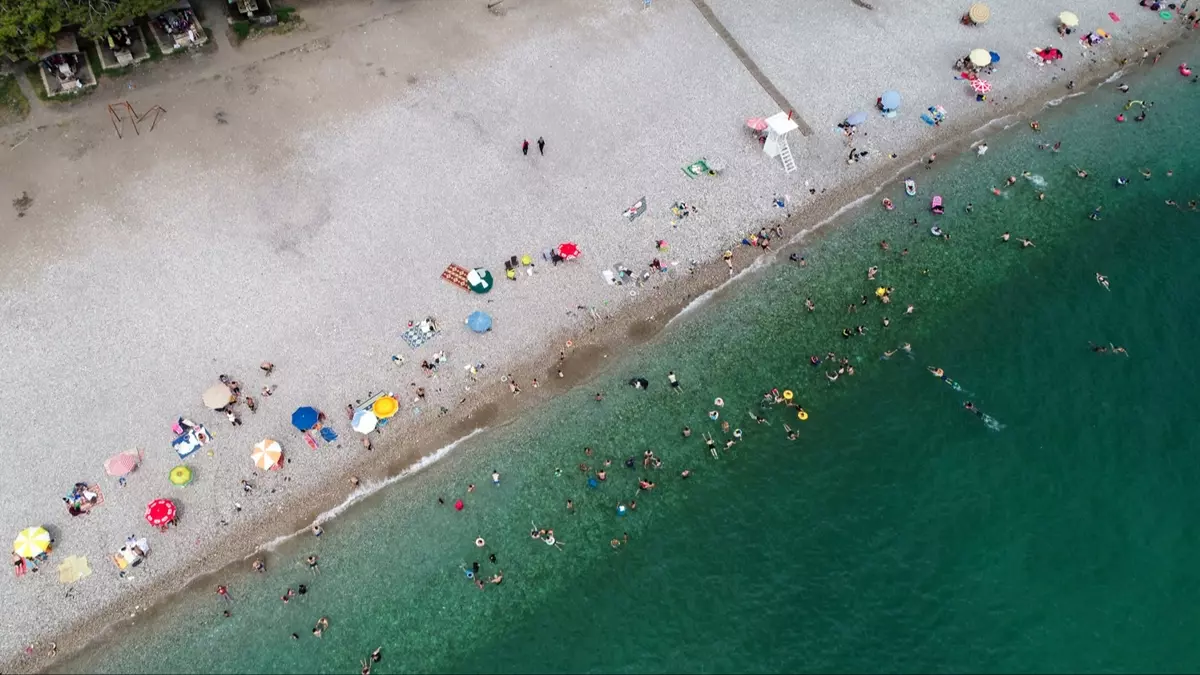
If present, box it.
[0,74,31,124]
[231,8,304,44]
[82,40,105,80]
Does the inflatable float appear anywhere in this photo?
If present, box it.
[882,198,894,210]
[931,195,944,215]
[904,178,916,196]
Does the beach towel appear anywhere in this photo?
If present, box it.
[1109,11,1120,22]
[441,264,471,291]
[304,432,319,450]
[320,427,338,443]
[401,325,438,349]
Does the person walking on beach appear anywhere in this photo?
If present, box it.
[537,137,545,155]
[521,139,529,155]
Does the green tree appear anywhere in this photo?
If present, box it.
[0,0,69,60]
[1,0,177,60]
[68,0,176,41]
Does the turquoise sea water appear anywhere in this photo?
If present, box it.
[60,46,1200,674]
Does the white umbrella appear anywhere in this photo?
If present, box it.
[352,409,378,434]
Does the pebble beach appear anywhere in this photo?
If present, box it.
[0,0,1191,670]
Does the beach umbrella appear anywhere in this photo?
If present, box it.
[202,383,233,410]
[845,111,868,126]
[372,396,399,419]
[13,527,50,558]
[252,439,282,471]
[968,3,990,23]
[557,242,580,260]
[466,310,493,333]
[351,409,378,434]
[104,449,142,477]
[57,555,92,584]
[745,117,768,131]
[971,79,992,94]
[467,268,493,294]
[291,406,320,430]
[1058,10,1079,27]
[145,499,176,527]
[989,51,1000,63]
[880,90,901,110]
[969,48,992,67]
[169,465,193,486]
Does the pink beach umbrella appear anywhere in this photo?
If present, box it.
[745,117,769,131]
[104,449,142,477]
[971,79,992,94]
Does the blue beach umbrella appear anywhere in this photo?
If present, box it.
[466,311,492,333]
[880,90,901,111]
[291,406,320,431]
[845,111,868,126]
[989,51,1000,64]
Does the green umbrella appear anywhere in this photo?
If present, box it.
[467,268,493,294]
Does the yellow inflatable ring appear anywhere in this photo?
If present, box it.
[797,410,809,421]
[782,390,793,401]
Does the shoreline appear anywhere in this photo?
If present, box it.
[15,19,1195,675]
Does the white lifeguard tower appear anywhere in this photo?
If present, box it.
[762,111,798,173]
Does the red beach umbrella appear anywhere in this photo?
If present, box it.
[557,242,580,260]
[970,79,992,94]
[145,498,176,527]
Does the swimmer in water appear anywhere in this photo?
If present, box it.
[901,343,912,354]
[1005,176,1017,186]
[881,349,897,360]
[805,297,815,312]
[963,401,983,418]
[965,202,973,213]
[783,424,799,441]
[1116,177,1128,186]
[1038,192,1046,201]
[1074,167,1088,179]
[1001,232,1011,242]
[1052,141,1062,152]
[1088,341,1108,353]
[1118,83,1129,93]
[704,434,718,459]
[1089,206,1103,221]
[1020,238,1035,248]
[1111,344,1129,356]
[1141,168,1152,180]
[1096,273,1110,291]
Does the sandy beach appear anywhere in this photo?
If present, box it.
[0,0,1189,670]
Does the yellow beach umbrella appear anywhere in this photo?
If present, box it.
[252,439,283,471]
[169,465,193,486]
[13,527,50,558]
[969,49,992,67]
[1058,10,1079,27]
[372,395,399,419]
[968,3,990,24]
[58,555,92,584]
